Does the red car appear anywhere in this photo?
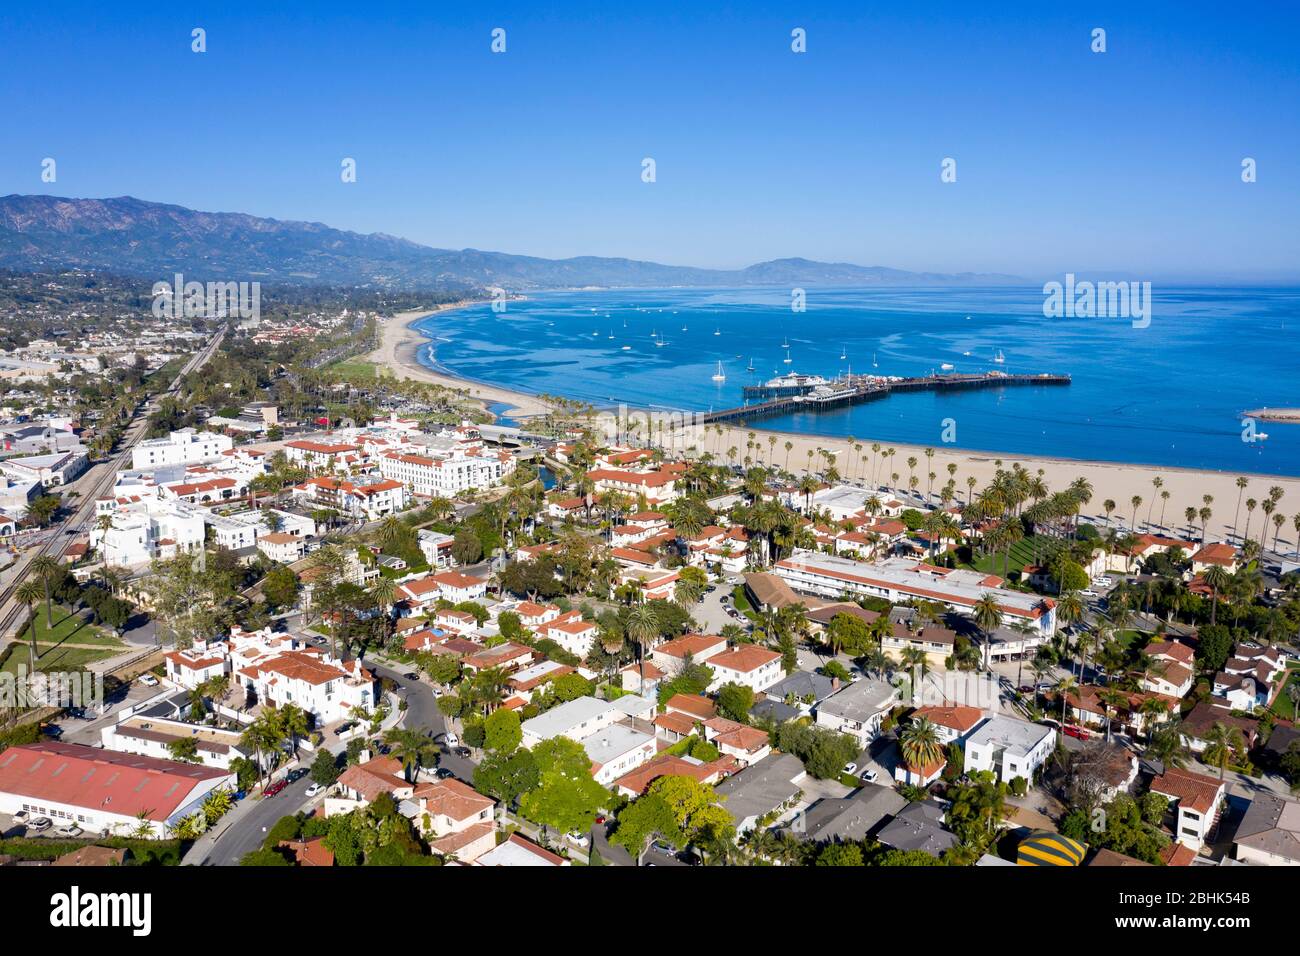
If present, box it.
[1063,725,1091,741]
[264,780,288,796]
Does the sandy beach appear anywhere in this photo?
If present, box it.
[379,306,1300,548]
[665,422,1300,548]
[369,304,555,421]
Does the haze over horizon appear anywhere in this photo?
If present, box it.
[2,0,1297,281]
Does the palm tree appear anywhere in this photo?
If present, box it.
[899,717,944,782]
[1055,674,1076,725]
[29,554,62,629]
[1233,476,1248,541]
[899,646,929,699]
[972,593,1003,671]
[1202,564,1229,627]
[1146,477,1162,527]
[383,728,437,782]
[1129,495,1143,532]
[279,704,310,759]
[1099,688,1127,742]
[626,604,661,692]
[1146,721,1188,769]
[15,578,44,667]
[1202,722,1244,782]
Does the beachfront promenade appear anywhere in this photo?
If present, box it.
[707,371,1070,424]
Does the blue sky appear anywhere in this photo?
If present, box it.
[1,1,1297,279]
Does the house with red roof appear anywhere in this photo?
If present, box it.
[706,644,784,694]
[0,742,233,838]
[1150,767,1227,852]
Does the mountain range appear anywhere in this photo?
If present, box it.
[0,195,1019,292]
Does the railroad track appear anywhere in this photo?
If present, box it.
[0,326,227,642]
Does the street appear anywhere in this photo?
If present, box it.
[186,658,473,865]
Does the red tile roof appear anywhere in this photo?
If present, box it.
[0,742,228,822]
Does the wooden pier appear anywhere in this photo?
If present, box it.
[704,371,1070,425]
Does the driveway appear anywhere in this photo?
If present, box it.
[689,583,746,635]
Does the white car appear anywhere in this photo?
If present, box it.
[1080,589,1098,597]
[139,674,159,686]
[304,782,324,798]
[860,769,878,784]
[54,824,83,838]
[567,830,590,847]
[843,762,858,776]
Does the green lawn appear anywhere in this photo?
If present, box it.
[1271,666,1300,720]
[3,607,128,675]
[328,358,382,381]
[968,535,1065,577]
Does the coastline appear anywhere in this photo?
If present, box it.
[369,304,555,421]
[380,303,1300,546]
[684,422,1300,546]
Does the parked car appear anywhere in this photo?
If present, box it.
[843,762,858,776]
[12,810,30,824]
[434,767,455,779]
[264,780,288,797]
[860,769,878,784]
[139,674,159,686]
[442,733,459,747]
[336,722,354,736]
[1063,724,1092,740]
[1080,589,1098,598]
[287,768,308,783]
[40,723,62,738]
[452,746,471,758]
[54,824,83,838]
[404,672,419,681]
[567,830,590,847]
[1018,685,1035,695]
[304,782,324,798]
[27,817,52,832]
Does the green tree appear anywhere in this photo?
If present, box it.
[717,682,754,723]
[518,737,609,833]
[484,708,523,753]
[473,747,540,807]
[383,728,438,783]
[310,749,341,787]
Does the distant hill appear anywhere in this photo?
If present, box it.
[0,195,1020,291]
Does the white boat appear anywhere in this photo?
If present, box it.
[940,362,954,371]
[1257,432,1270,441]
[711,361,726,382]
[993,349,1005,364]
[783,348,793,364]
[782,336,790,348]
[840,346,847,360]
[713,327,721,336]
[746,357,756,372]
[872,352,878,367]
[655,334,667,347]
[681,324,688,331]
[608,330,614,339]
[621,345,632,351]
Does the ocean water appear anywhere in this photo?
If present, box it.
[412,286,1300,475]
